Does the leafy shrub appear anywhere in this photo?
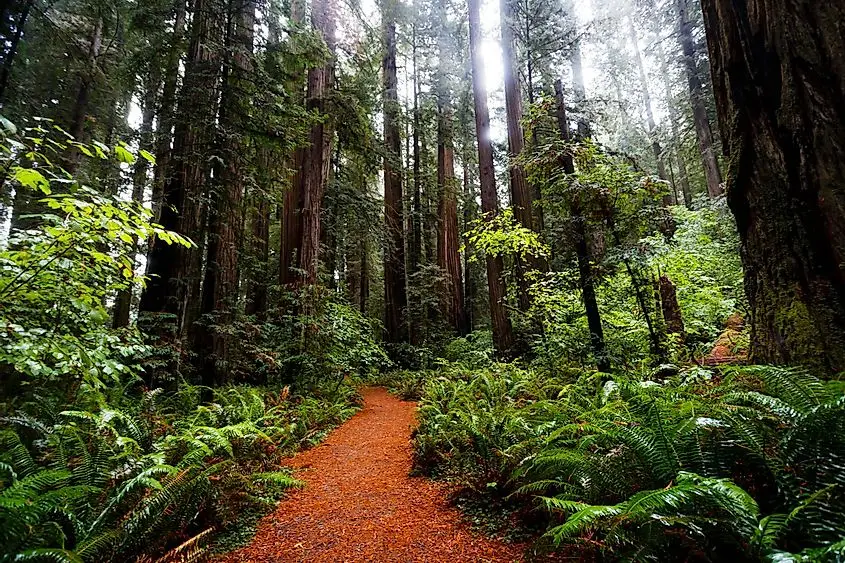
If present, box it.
[412,364,845,560]
[0,380,359,562]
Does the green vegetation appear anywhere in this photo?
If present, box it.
[401,363,845,561]
[1,0,844,559]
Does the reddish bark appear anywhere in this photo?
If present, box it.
[468,0,513,355]
[383,6,408,343]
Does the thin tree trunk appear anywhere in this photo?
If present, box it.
[627,12,671,203]
[383,1,407,343]
[246,194,269,317]
[113,77,158,328]
[409,22,423,344]
[701,0,845,372]
[469,0,513,356]
[676,0,722,198]
[0,0,32,104]
[554,79,609,372]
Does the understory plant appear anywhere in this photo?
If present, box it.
[411,363,845,561]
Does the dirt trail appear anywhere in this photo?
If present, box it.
[217,387,525,562]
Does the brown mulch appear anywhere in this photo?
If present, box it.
[216,387,527,563]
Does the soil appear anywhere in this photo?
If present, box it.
[216,387,527,562]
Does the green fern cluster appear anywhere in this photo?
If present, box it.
[0,381,358,562]
[413,364,845,561]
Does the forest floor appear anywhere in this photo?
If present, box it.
[215,387,527,562]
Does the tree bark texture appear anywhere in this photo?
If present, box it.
[140,0,221,331]
[383,3,408,343]
[298,0,335,288]
[196,0,254,386]
[701,0,845,373]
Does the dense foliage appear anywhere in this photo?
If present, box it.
[404,362,845,561]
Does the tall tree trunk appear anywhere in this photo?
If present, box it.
[152,0,188,222]
[627,12,671,204]
[298,0,335,288]
[676,0,722,198]
[113,76,158,328]
[139,0,221,334]
[279,0,306,290]
[500,0,534,312]
[701,0,845,373]
[657,40,693,208]
[409,22,423,344]
[196,0,254,386]
[382,1,407,343]
[462,138,476,333]
[554,79,610,372]
[437,107,469,336]
[469,0,513,356]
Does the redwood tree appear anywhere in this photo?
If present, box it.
[140,0,221,335]
[701,0,845,372]
[382,0,408,343]
[195,0,254,386]
[298,0,335,288]
[468,0,513,355]
[499,0,535,312]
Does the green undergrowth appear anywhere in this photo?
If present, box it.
[0,379,360,562]
[380,363,845,561]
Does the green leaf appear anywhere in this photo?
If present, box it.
[114,144,135,164]
[139,149,156,164]
[13,167,51,194]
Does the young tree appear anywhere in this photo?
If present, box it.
[554,79,610,372]
[701,0,845,372]
[468,0,513,355]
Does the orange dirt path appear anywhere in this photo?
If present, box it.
[216,387,525,563]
